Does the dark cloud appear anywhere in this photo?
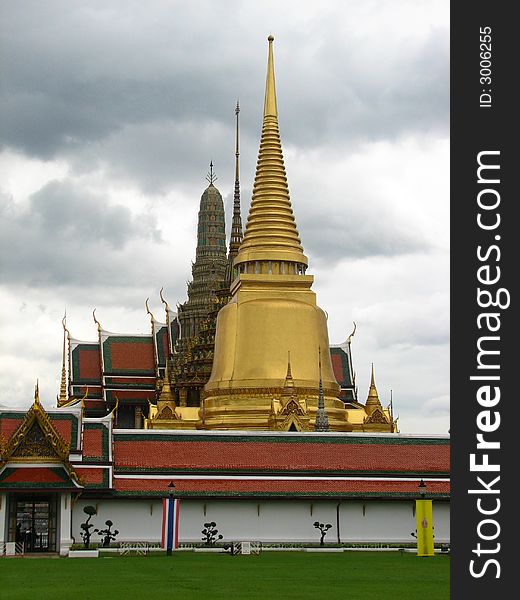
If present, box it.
[0,1,448,194]
[300,210,427,262]
[0,180,164,287]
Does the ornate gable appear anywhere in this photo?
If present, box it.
[0,385,82,487]
[364,407,390,425]
[11,420,61,460]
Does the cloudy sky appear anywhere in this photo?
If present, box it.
[0,0,449,433]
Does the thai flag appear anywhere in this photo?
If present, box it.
[161,498,180,552]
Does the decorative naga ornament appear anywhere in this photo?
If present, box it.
[203,37,352,431]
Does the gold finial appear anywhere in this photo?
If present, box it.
[34,380,40,404]
[234,35,308,269]
[264,35,277,118]
[347,322,357,344]
[92,308,101,332]
[58,311,68,405]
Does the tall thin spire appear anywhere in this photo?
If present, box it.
[58,312,68,405]
[228,100,243,263]
[235,100,240,181]
[234,35,308,269]
[314,348,330,432]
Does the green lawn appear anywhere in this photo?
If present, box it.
[0,551,449,600]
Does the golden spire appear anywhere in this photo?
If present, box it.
[234,35,308,269]
[158,359,176,404]
[264,36,277,118]
[366,363,382,409]
[34,380,40,405]
[58,312,68,405]
[281,351,295,397]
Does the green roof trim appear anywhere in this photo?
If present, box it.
[112,490,450,499]
[114,466,450,477]
[113,433,450,446]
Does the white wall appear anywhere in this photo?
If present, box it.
[71,498,450,545]
[72,499,163,544]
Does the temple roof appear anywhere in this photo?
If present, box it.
[113,431,449,476]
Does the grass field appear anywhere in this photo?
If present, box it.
[0,551,449,599]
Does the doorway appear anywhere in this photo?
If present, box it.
[8,495,58,552]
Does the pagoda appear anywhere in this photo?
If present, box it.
[56,37,395,434]
[173,162,228,407]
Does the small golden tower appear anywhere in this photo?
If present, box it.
[203,37,351,431]
[363,364,392,430]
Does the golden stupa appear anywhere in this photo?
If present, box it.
[202,36,352,431]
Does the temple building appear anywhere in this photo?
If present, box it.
[0,386,449,555]
[57,37,394,434]
[0,36,448,557]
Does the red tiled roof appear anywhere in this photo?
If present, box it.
[2,467,66,484]
[52,419,73,447]
[106,390,156,401]
[0,417,23,440]
[78,347,102,380]
[83,428,103,459]
[114,439,449,474]
[114,477,450,496]
[77,467,106,485]
[331,353,346,385]
[109,341,155,370]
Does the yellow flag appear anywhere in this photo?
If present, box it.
[416,500,435,556]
